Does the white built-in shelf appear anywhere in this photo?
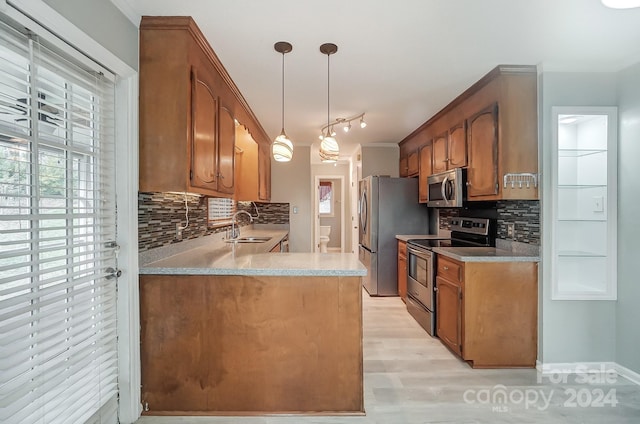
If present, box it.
[550,107,617,301]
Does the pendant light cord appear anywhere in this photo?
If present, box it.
[326,52,330,137]
[281,51,285,130]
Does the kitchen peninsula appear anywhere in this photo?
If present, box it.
[138,229,366,415]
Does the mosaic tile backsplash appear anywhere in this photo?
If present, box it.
[438,200,540,245]
[138,192,290,251]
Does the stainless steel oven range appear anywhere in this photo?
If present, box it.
[406,217,495,336]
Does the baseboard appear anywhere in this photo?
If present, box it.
[536,360,640,386]
[613,363,640,385]
[327,247,341,252]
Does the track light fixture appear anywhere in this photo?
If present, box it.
[320,112,367,140]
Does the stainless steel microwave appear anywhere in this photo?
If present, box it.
[426,168,466,208]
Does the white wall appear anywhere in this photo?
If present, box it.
[271,146,312,252]
[43,0,138,71]
[361,145,399,178]
[539,71,618,364]
[616,62,640,374]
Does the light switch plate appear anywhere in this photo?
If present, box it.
[593,196,604,212]
[293,206,298,214]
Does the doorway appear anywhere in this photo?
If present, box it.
[313,175,345,252]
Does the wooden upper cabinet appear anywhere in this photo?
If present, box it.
[190,69,219,191]
[139,16,270,197]
[407,151,419,176]
[398,65,538,201]
[431,132,448,174]
[217,105,235,193]
[234,122,270,202]
[258,143,271,201]
[418,142,432,203]
[466,103,499,198]
[399,156,409,177]
[448,122,467,168]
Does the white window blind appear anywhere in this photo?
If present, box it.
[0,16,118,424]
[207,197,236,226]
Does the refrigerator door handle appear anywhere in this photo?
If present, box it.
[360,190,367,233]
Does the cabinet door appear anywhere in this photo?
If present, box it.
[407,151,419,176]
[258,143,271,201]
[466,103,498,197]
[399,156,409,177]
[397,241,407,302]
[418,143,432,203]
[432,132,448,174]
[448,122,467,168]
[217,105,235,193]
[190,69,218,190]
[436,276,462,356]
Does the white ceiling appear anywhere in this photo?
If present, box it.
[113,0,640,158]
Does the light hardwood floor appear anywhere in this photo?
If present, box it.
[136,289,640,424]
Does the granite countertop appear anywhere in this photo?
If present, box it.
[139,228,367,277]
[432,246,540,262]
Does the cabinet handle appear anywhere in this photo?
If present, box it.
[466,181,471,187]
[443,266,449,270]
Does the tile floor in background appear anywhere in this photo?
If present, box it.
[136,290,640,424]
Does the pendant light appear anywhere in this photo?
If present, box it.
[319,43,339,163]
[601,0,640,8]
[272,41,294,162]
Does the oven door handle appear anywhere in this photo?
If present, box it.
[407,246,433,259]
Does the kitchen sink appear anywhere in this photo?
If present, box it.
[225,236,272,243]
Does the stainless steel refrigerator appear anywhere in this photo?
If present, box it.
[358,176,430,296]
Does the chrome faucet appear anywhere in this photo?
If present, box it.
[230,210,254,239]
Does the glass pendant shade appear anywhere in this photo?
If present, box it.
[272,129,293,162]
[319,135,339,163]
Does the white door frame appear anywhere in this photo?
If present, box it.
[313,175,345,253]
[350,161,362,254]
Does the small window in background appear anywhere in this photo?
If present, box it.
[208,197,236,227]
[319,181,333,216]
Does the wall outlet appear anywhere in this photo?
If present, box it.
[175,223,183,240]
[506,223,515,239]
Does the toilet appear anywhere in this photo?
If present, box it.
[319,226,331,253]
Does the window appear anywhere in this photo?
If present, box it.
[207,197,236,226]
[319,181,333,216]
[0,17,118,424]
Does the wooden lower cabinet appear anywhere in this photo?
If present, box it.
[139,274,363,415]
[435,275,462,356]
[397,240,407,302]
[435,255,537,368]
